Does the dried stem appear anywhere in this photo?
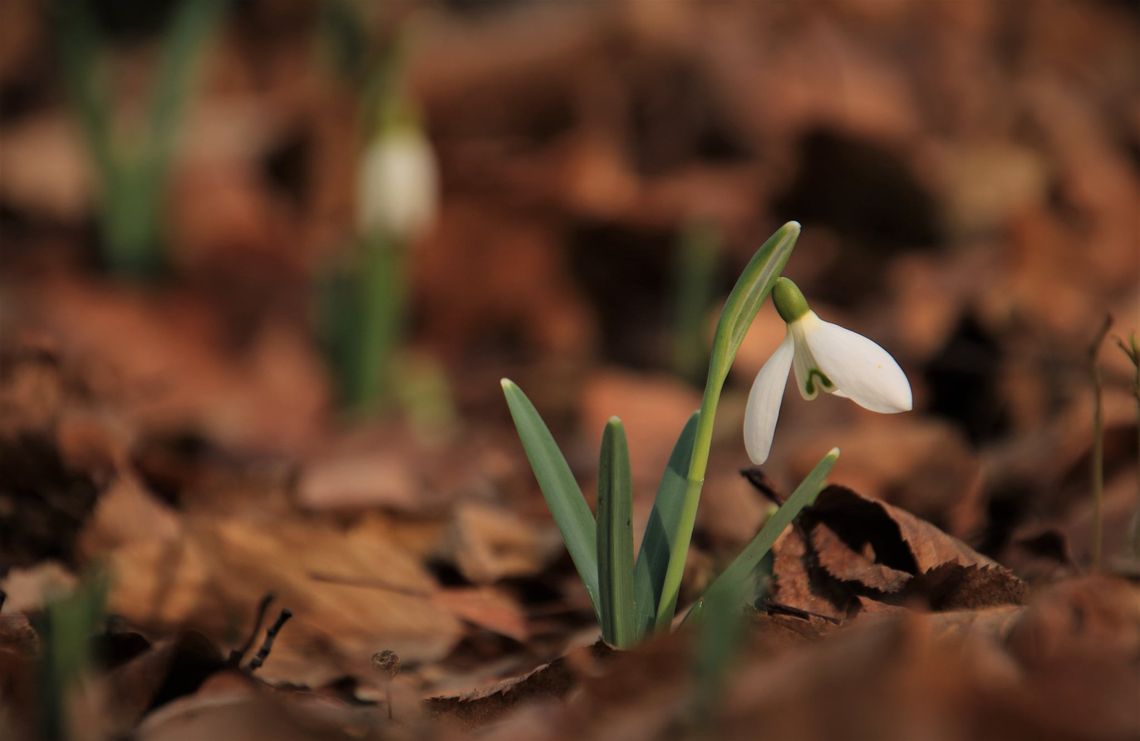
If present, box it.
[1116,332,1140,558]
[1088,314,1113,569]
[247,608,293,672]
[227,592,275,667]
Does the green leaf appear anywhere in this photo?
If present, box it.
[148,0,225,171]
[633,411,698,633]
[597,417,636,647]
[688,561,753,724]
[690,448,838,619]
[709,221,800,388]
[501,379,599,614]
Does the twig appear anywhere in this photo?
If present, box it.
[1089,314,1113,569]
[1116,332,1140,558]
[247,609,293,672]
[759,599,842,625]
[227,592,275,667]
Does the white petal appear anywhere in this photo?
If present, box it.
[790,313,829,400]
[802,319,912,413]
[744,334,795,464]
[356,128,439,239]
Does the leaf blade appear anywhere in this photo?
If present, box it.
[710,221,800,387]
[633,411,699,633]
[691,447,839,618]
[501,379,599,613]
[597,418,636,647]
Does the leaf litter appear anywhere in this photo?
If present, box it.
[2,0,1139,738]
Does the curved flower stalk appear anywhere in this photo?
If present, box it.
[744,277,912,465]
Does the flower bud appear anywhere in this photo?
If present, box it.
[356,123,438,241]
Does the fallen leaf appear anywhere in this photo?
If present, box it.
[580,369,701,484]
[104,515,464,688]
[432,587,529,643]
[445,502,560,585]
[763,482,1026,617]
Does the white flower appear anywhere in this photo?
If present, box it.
[743,279,912,465]
[356,124,439,240]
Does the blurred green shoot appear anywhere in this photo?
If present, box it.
[33,571,108,741]
[503,222,835,647]
[672,220,721,383]
[1089,314,1112,569]
[1116,331,1140,558]
[393,352,458,443]
[319,233,408,413]
[56,0,223,279]
[686,559,757,728]
[316,1,440,416]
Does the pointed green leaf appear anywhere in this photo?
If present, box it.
[597,418,636,647]
[633,411,698,633]
[690,448,838,619]
[501,379,599,613]
[709,221,800,388]
[688,562,751,723]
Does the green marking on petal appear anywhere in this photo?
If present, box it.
[804,369,833,396]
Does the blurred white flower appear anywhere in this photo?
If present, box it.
[356,124,438,240]
[744,278,911,465]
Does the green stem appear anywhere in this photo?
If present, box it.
[652,222,800,627]
[655,385,718,627]
[350,233,406,412]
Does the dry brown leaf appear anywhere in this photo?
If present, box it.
[0,561,78,613]
[296,452,421,514]
[135,682,387,741]
[102,632,227,734]
[768,483,1025,617]
[901,563,1029,611]
[0,614,38,656]
[446,502,560,585]
[428,641,607,730]
[770,526,847,622]
[807,486,1003,575]
[0,114,91,219]
[105,515,463,688]
[1005,575,1140,668]
[432,587,529,643]
[809,523,911,594]
[579,369,701,484]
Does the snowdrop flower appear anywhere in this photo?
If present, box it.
[356,120,439,241]
[744,277,912,464]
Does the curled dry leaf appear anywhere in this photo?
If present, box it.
[760,482,1026,617]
